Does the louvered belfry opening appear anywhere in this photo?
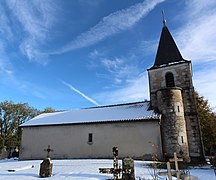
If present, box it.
[165,72,175,87]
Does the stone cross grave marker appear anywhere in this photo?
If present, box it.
[169,152,183,180]
[166,162,172,180]
[158,162,173,180]
[158,152,183,180]
[39,145,54,178]
[44,145,53,158]
[99,147,122,180]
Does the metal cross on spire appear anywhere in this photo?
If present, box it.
[162,10,166,27]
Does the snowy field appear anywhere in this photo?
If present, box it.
[0,158,215,179]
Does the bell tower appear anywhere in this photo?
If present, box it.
[147,14,204,161]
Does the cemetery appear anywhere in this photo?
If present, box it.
[0,146,215,179]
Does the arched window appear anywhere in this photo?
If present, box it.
[165,72,175,87]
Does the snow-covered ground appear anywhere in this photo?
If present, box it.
[0,158,215,179]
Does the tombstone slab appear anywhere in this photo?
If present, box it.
[122,157,135,180]
[39,157,53,178]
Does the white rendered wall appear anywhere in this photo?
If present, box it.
[20,121,162,160]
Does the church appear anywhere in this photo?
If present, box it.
[19,19,204,162]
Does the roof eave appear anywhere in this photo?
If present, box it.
[19,117,161,128]
[147,60,191,71]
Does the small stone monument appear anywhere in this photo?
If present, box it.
[122,157,135,180]
[39,145,53,178]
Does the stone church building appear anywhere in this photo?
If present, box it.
[19,21,204,162]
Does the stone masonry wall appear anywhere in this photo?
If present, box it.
[148,62,204,161]
[156,88,190,162]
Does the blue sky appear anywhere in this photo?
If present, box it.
[0,0,216,111]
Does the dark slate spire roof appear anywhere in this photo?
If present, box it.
[151,23,187,69]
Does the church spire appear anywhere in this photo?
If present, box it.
[151,13,187,69]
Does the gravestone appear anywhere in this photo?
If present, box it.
[39,158,53,178]
[39,145,53,178]
[122,157,135,180]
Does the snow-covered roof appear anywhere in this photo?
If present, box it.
[20,101,161,127]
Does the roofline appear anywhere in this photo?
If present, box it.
[147,60,191,71]
[20,117,161,128]
[83,100,150,109]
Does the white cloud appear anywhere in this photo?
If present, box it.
[184,0,216,18]
[174,0,216,110]
[62,81,100,106]
[175,0,216,63]
[56,0,165,53]
[94,74,149,105]
[93,55,141,86]
[0,5,13,41]
[89,49,100,59]
[178,16,216,63]
[0,40,56,101]
[139,40,158,57]
[101,58,123,70]
[0,42,14,80]
[89,48,142,85]
[5,0,58,64]
[101,57,125,75]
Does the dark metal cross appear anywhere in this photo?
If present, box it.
[44,145,53,158]
[99,147,122,180]
[162,10,166,27]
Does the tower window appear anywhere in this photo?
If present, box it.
[177,106,180,112]
[181,136,184,143]
[165,72,175,87]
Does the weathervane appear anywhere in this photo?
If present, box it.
[162,10,166,27]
